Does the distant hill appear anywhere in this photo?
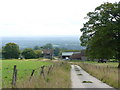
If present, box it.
[2,36,85,50]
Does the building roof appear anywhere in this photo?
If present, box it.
[62,52,74,56]
[43,49,53,54]
[62,52,80,56]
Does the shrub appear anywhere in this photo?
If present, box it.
[22,48,36,59]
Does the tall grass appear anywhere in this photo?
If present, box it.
[16,61,71,88]
[77,62,118,88]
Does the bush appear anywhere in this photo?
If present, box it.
[34,50,43,58]
[22,48,36,59]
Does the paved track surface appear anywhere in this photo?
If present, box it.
[71,65,116,89]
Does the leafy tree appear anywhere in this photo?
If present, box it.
[42,43,53,49]
[33,46,40,50]
[54,47,61,56]
[80,2,120,68]
[2,43,20,59]
[34,50,43,58]
[22,48,36,59]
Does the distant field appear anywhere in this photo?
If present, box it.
[2,59,52,87]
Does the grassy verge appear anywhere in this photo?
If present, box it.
[75,62,118,88]
[70,60,118,67]
[16,61,71,88]
[83,61,118,68]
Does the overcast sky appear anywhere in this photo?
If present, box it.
[0,0,119,37]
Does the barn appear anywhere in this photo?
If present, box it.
[61,52,74,60]
[70,53,81,60]
[61,51,86,60]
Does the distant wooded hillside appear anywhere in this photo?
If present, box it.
[2,36,85,50]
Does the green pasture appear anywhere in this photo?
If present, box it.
[1,59,52,87]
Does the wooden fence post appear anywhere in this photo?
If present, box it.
[29,70,35,81]
[12,65,17,87]
[40,66,45,79]
[47,65,52,75]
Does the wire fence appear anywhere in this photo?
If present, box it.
[2,61,66,88]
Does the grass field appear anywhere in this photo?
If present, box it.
[2,59,53,88]
[17,61,71,88]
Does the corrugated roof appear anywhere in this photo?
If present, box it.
[62,52,80,56]
[62,52,74,56]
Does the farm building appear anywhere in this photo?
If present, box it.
[42,49,54,59]
[62,52,74,60]
[70,53,81,60]
[80,50,87,61]
[61,51,87,60]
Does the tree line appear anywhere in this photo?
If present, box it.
[80,2,120,68]
[2,43,59,59]
[2,43,81,59]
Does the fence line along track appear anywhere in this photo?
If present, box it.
[10,62,65,88]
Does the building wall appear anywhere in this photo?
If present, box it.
[81,56,87,61]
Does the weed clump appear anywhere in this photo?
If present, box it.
[77,74,82,75]
[82,81,93,83]
[75,69,80,71]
